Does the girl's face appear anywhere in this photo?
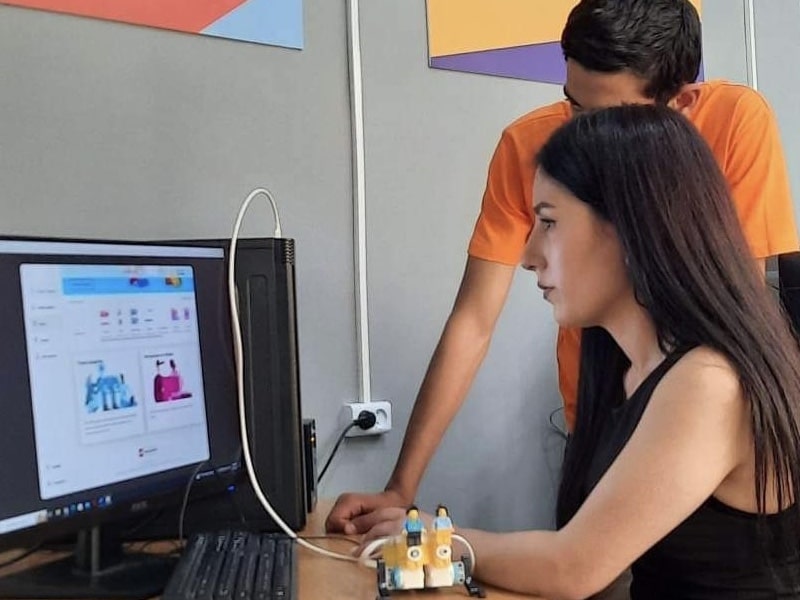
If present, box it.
[523,171,631,329]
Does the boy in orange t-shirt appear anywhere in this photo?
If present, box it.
[327,0,798,536]
[470,79,798,429]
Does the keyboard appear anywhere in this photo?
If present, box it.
[162,530,296,600]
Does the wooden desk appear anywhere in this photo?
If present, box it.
[0,502,541,599]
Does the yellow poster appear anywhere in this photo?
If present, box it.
[427,0,702,84]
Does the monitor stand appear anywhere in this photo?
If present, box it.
[0,525,177,599]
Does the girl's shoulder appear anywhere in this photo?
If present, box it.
[658,346,743,409]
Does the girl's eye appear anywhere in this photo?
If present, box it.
[541,219,555,231]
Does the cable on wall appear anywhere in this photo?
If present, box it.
[345,0,372,404]
[743,0,759,90]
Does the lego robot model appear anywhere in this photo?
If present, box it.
[372,505,485,598]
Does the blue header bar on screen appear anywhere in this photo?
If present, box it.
[62,276,195,296]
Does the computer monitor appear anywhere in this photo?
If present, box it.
[0,237,243,599]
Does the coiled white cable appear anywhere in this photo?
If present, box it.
[452,534,477,568]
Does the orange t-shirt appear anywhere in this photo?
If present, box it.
[468,80,799,431]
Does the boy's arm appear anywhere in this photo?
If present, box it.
[384,257,516,498]
[325,257,515,533]
[326,125,535,533]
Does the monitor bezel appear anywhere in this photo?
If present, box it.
[0,234,241,552]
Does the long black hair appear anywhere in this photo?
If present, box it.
[561,0,702,103]
[537,106,800,549]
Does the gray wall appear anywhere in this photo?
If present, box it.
[0,0,764,531]
[0,2,360,499]
[753,0,800,226]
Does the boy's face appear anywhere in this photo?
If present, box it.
[564,59,653,114]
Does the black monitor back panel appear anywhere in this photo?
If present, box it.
[131,238,307,537]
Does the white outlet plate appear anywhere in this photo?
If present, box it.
[339,400,392,437]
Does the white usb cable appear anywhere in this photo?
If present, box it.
[227,187,362,564]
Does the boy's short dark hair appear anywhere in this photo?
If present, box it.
[561,0,702,103]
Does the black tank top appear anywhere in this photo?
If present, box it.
[582,348,800,599]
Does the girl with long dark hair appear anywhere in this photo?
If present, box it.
[530,104,800,598]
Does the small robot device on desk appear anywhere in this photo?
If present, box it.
[375,505,485,598]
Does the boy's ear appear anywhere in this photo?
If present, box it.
[668,83,702,116]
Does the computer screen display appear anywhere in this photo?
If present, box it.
[0,237,242,598]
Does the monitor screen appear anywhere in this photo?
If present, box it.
[0,237,242,599]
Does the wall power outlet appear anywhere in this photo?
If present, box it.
[339,400,392,437]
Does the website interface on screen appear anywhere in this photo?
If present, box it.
[20,263,211,501]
